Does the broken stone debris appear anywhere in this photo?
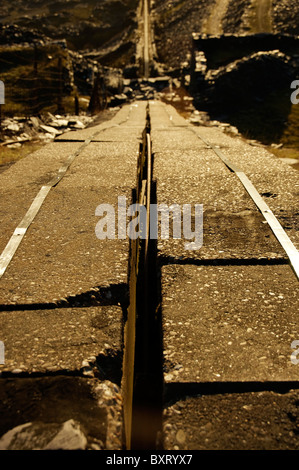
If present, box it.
[0,114,94,146]
[0,419,88,451]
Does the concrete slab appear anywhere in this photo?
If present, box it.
[146,101,299,451]
[55,102,147,141]
[194,125,299,250]
[0,109,146,305]
[0,142,82,253]
[151,102,299,384]
[150,102,286,260]
[90,126,145,142]
[163,389,299,450]
[0,103,147,450]
[0,304,123,374]
[162,264,299,383]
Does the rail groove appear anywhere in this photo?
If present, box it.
[122,105,163,450]
[123,101,299,450]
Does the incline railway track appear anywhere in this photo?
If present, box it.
[122,106,163,450]
[0,2,299,452]
[137,0,152,79]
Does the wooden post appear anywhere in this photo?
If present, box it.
[75,94,79,115]
[56,56,65,115]
[31,43,39,114]
[88,73,102,114]
[34,42,38,76]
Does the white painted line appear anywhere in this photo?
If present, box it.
[235,170,299,280]
[161,101,299,279]
[0,186,51,278]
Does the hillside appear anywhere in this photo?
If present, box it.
[0,0,299,160]
[1,0,298,68]
[151,0,299,159]
[0,0,139,61]
[153,0,299,69]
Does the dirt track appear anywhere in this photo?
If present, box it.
[256,0,273,32]
[202,0,273,35]
[202,0,230,35]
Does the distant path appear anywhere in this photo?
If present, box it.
[202,0,230,35]
[202,0,273,35]
[136,0,152,78]
[143,0,150,78]
[255,0,273,33]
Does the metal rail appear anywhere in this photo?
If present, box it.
[122,107,162,450]
[122,121,152,449]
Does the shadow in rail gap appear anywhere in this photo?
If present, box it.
[122,107,164,450]
[130,180,163,450]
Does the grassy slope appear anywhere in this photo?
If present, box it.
[0,0,141,115]
[0,44,83,116]
[0,0,139,51]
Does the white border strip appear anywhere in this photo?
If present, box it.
[0,186,51,277]
[233,170,299,280]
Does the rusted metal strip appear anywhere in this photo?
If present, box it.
[122,124,149,450]
[122,155,147,450]
[122,231,139,450]
[122,115,156,449]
